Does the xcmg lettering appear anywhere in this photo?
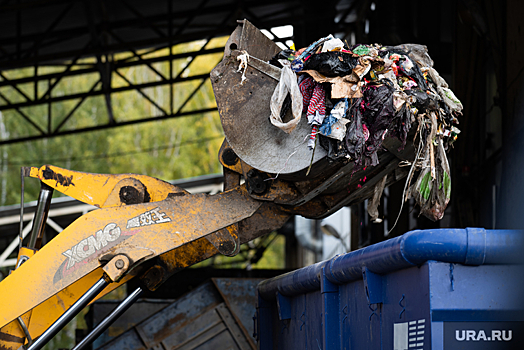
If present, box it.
[62,223,121,269]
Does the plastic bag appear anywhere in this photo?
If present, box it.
[269,61,303,134]
[269,49,296,68]
[303,52,359,77]
[437,86,463,113]
[387,44,434,68]
[404,88,430,110]
[433,138,451,217]
[319,98,349,140]
[352,44,371,56]
[319,135,349,160]
[386,48,429,91]
[362,84,396,166]
[388,102,412,149]
[322,38,344,52]
[345,98,367,166]
[292,34,334,72]
[412,164,433,216]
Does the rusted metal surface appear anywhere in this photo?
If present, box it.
[243,52,281,81]
[212,278,264,349]
[100,281,223,349]
[88,299,172,349]
[213,20,415,209]
[97,279,261,350]
[141,202,291,291]
[229,50,281,81]
[211,21,327,177]
[157,238,219,275]
[283,153,406,220]
[236,20,280,62]
[223,167,241,192]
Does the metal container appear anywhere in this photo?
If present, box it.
[96,278,263,350]
[256,228,524,349]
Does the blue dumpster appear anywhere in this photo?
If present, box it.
[257,228,524,349]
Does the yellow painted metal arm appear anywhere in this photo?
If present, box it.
[0,184,260,330]
[29,165,188,207]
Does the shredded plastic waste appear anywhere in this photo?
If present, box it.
[236,50,249,85]
[319,98,350,141]
[267,38,462,221]
[368,175,388,223]
[304,52,359,77]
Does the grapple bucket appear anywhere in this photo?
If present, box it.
[211,20,415,205]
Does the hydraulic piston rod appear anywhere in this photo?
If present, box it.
[25,277,109,350]
[27,183,53,250]
[71,287,143,350]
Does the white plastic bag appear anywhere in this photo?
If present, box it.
[269,61,303,134]
[321,37,344,52]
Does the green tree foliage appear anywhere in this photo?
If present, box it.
[0,37,227,205]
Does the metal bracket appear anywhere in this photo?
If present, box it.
[245,53,281,81]
[102,255,130,282]
[321,267,338,294]
[101,248,154,282]
[321,267,340,350]
[276,292,291,320]
[362,266,383,305]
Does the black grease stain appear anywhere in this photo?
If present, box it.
[43,166,75,187]
[0,331,25,343]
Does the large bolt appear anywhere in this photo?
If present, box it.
[119,186,142,205]
[246,169,268,195]
[115,259,125,269]
[222,148,238,166]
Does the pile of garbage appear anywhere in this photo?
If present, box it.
[265,35,462,221]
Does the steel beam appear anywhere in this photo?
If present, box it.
[0,0,351,146]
